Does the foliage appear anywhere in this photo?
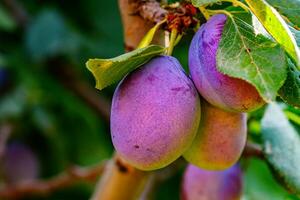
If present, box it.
[1,0,300,199]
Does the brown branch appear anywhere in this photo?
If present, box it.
[91,154,151,200]
[242,141,265,160]
[118,0,166,52]
[0,161,107,199]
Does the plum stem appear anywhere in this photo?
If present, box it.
[199,6,210,20]
[206,9,233,18]
[167,28,178,55]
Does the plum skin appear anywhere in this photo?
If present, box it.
[111,56,201,171]
[183,99,247,170]
[189,14,265,112]
[181,164,243,200]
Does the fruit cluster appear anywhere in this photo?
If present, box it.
[111,14,263,171]
[110,14,263,198]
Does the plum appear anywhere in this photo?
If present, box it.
[2,142,39,184]
[189,14,264,112]
[111,56,201,171]
[181,164,243,200]
[183,100,246,170]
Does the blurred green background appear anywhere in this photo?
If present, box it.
[0,0,299,200]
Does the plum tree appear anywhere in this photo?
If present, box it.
[181,164,243,200]
[183,100,247,170]
[111,56,201,171]
[188,14,265,112]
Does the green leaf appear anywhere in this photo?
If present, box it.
[266,0,300,28]
[245,0,300,67]
[244,158,298,200]
[261,103,300,194]
[25,10,80,61]
[279,58,300,108]
[217,15,287,101]
[86,45,165,90]
[191,0,219,7]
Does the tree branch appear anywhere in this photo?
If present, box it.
[91,154,151,200]
[0,161,107,199]
[118,0,166,51]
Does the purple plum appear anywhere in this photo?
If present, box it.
[181,164,243,200]
[111,56,201,170]
[2,142,39,184]
[183,100,247,170]
[189,14,264,112]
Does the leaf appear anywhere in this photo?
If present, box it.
[25,10,80,61]
[217,15,287,101]
[266,0,300,28]
[244,158,298,200]
[86,45,165,90]
[137,20,165,49]
[279,58,300,108]
[191,0,219,7]
[245,0,300,67]
[261,103,300,194]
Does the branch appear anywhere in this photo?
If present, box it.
[91,154,151,200]
[118,0,166,51]
[0,161,107,199]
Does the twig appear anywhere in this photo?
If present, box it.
[0,161,107,199]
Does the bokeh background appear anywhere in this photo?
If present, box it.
[0,0,299,199]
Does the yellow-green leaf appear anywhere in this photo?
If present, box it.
[86,45,165,90]
[245,0,300,67]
